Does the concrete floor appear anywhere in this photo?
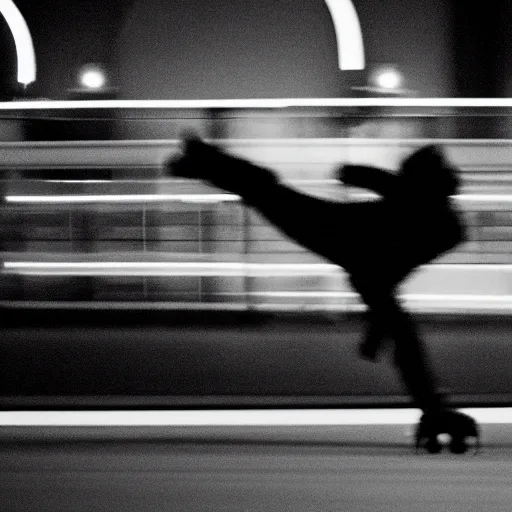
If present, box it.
[2,435,511,512]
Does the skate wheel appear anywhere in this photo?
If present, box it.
[449,437,468,454]
[425,437,442,454]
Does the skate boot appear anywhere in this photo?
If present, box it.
[414,409,480,454]
[166,135,225,181]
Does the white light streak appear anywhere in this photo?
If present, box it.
[2,261,338,277]
[5,98,512,110]
[4,260,512,291]
[0,408,509,427]
[456,194,512,203]
[252,291,355,298]
[0,0,36,85]
[5,194,240,204]
[0,409,423,426]
[253,292,512,303]
[404,293,512,301]
[5,193,512,205]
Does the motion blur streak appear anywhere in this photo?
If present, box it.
[0,408,511,426]
[4,194,240,204]
[5,98,512,109]
[5,193,512,204]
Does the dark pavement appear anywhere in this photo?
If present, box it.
[2,438,512,512]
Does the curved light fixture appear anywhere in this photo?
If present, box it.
[324,0,365,70]
[0,0,36,85]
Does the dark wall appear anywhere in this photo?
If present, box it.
[354,0,454,97]
[2,312,512,408]
[117,0,344,99]
[14,0,132,99]
[116,0,454,99]
[452,3,512,97]
[4,1,510,102]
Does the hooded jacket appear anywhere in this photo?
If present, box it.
[336,145,465,290]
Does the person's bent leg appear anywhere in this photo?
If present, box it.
[390,308,443,413]
[349,276,391,362]
[360,289,443,412]
[358,310,388,361]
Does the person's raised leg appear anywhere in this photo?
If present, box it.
[390,307,443,413]
[168,136,278,203]
[167,136,348,259]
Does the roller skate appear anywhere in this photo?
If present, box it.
[414,409,480,454]
[166,134,278,198]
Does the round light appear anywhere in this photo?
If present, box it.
[375,69,402,90]
[79,67,106,89]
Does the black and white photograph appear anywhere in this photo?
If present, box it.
[1,1,512,510]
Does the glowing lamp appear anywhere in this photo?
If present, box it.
[79,64,107,90]
[371,65,403,90]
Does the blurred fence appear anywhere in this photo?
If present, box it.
[0,104,512,312]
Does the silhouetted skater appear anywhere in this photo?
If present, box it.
[167,137,479,453]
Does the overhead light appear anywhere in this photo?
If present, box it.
[79,64,107,90]
[371,65,403,91]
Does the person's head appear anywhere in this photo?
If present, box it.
[399,145,460,199]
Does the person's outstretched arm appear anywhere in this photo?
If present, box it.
[337,165,398,197]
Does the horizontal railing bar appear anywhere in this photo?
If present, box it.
[3,261,512,276]
[0,300,511,315]
[5,98,512,109]
[4,192,512,204]
[4,137,512,147]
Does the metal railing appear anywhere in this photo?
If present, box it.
[1,103,512,311]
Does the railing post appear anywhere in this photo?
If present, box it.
[142,204,148,298]
[68,208,73,248]
[142,204,147,253]
[198,203,202,303]
[243,202,252,311]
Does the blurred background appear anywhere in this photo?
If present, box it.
[1,0,512,409]
[2,0,512,102]
[4,5,512,510]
